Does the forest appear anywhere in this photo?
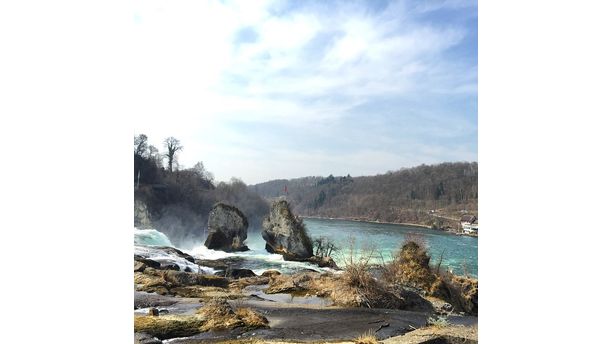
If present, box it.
[133,134,269,246]
[135,132,477,238]
[249,162,478,229]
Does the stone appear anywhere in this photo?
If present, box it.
[161,270,229,288]
[260,270,281,277]
[397,287,434,312]
[160,263,180,271]
[204,203,249,252]
[134,261,147,272]
[309,256,339,269]
[148,308,160,316]
[226,268,257,279]
[134,256,162,270]
[134,332,163,344]
[261,200,313,260]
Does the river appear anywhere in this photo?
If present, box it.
[134,218,477,277]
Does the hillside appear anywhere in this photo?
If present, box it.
[134,135,269,246]
[249,162,478,229]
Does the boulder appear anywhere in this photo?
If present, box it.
[261,200,313,260]
[134,261,147,272]
[134,256,162,270]
[260,270,281,277]
[309,256,339,269]
[204,203,249,252]
[161,270,229,288]
[396,287,434,312]
[226,268,257,279]
[156,247,196,263]
[160,263,180,271]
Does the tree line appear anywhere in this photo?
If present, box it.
[249,162,478,229]
[134,134,269,246]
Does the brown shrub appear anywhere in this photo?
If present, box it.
[332,238,407,309]
[381,239,478,315]
[354,330,378,344]
[444,275,478,315]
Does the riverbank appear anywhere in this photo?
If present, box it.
[301,215,479,238]
[301,215,435,229]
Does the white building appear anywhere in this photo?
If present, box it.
[460,215,478,234]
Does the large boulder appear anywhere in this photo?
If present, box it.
[204,203,249,252]
[261,200,313,260]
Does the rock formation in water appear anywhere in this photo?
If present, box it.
[261,200,313,260]
[204,203,249,252]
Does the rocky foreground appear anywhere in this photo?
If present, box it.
[134,245,477,343]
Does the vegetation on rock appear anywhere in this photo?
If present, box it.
[262,200,314,260]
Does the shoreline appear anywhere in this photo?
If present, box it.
[301,215,478,237]
[300,215,434,229]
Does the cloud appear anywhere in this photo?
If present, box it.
[132,0,477,184]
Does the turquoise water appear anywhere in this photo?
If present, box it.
[301,218,478,277]
[241,218,477,277]
[135,218,478,277]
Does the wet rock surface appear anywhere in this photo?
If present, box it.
[134,332,162,344]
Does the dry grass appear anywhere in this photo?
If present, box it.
[235,308,269,329]
[134,314,204,339]
[196,298,269,332]
[387,241,437,291]
[332,238,405,309]
[379,238,478,315]
[354,330,378,344]
[170,285,243,300]
[196,298,244,331]
[135,298,269,339]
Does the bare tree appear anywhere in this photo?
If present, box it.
[191,161,214,182]
[163,137,183,173]
[134,134,148,156]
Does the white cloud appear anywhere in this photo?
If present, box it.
[131,0,477,183]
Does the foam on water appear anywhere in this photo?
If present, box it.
[134,228,173,247]
[134,244,216,274]
[134,219,478,277]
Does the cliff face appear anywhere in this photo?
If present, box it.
[262,200,313,260]
[134,199,152,228]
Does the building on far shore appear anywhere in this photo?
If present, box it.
[460,215,478,234]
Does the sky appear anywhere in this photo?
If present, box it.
[132,0,477,185]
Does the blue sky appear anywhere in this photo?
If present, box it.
[132,0,477,184]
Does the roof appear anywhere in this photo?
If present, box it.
[460,215,477,223]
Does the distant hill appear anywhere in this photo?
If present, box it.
[249,162,478,229]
